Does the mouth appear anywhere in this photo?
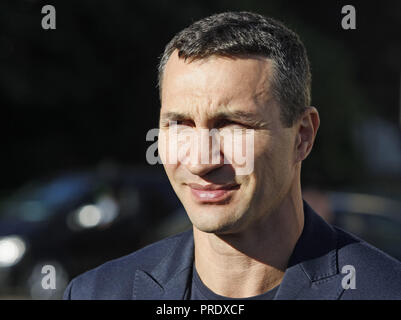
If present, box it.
[187,183,240,204]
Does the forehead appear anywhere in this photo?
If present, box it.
[161,51,276,117]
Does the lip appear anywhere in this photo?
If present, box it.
[188,183,239,203]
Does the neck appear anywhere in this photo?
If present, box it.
[193,183,304,298]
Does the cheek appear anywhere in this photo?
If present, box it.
[159,127,196,166]
[163,163,177,177]
[159,129,179,166]
[222,130,255,176]
[159,133,179,181]
[269,149,297,203]
[233,136,273,201]
[252,133,292,187]
[158,130,168,164]
[253,133,274,167]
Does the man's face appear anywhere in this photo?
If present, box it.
[159,51,299,235]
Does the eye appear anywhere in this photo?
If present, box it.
[215,119,250,129]
[168,120,195,128]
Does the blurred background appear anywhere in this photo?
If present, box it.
[0,0,400,299]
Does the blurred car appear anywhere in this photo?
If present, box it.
[304,189,401,261]
[0,165,185,299]
[329,192,401,261]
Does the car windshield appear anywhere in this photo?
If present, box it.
[0,174,93,222]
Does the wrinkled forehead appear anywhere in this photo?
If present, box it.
[160,50,276,116]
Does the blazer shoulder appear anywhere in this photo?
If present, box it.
[335,226,401,299]
[63,230,192,299]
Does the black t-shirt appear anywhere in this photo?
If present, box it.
[189,264,280,300]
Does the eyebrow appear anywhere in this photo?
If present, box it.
[160,110,268,128]
[160,111,192,123]
[214,110,267,127]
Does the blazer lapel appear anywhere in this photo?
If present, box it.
[274,264,344,300]
[275,202,345,300]
[132,230,195,299]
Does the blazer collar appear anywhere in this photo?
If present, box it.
[133,229,195,299]
[133,201,344,300]
[274,201,344,299]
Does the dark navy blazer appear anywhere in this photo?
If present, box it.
[63,202,401,299]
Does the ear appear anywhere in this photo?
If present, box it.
[294,107,320,162]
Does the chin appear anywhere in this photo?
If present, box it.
[187,205,246,234]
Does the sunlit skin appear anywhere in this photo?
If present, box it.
[158,50,320,298]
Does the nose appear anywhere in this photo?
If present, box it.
[184,129,225,177]
[186,154,225,176]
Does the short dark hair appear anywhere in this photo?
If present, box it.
[158,11,311,127]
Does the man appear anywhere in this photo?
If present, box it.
[64,11,401,300]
